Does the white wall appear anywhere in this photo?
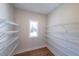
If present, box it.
[0,3,14,21]
[47,4,79,56]
[14,8,47,53]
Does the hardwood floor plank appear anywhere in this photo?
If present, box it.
[15,47,54,56]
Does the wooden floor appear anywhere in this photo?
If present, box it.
[15,47,54,56]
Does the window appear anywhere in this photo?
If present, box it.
[29,20,38,38]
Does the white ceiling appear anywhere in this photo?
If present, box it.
[13,3,60,15]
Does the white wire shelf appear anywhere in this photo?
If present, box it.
[0,18,19,56]
[0,18,19,26]
[6,21,19,26]
[46,22,79,28]
[0,31,19,34]
[0,37,19,51]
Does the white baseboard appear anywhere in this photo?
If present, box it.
[15,45,46,54]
